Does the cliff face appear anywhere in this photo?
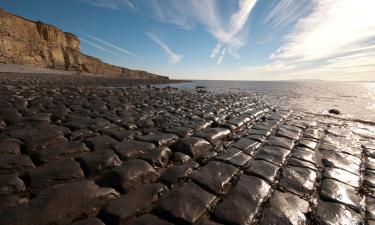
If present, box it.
[0,8,168,79]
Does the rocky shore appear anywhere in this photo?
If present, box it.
[0,73,374,225]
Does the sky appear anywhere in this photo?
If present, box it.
[1,0,375,81]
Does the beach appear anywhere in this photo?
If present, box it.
[0,72,374,225]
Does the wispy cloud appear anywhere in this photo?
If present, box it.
[86,34,138,57]
[80,0,134,10]
[80,37,118,55]
[146,32,183,65]
[246,0,375,81]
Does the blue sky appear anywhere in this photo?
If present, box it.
[1,0,375,80]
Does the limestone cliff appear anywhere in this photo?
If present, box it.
[0,8,168,79]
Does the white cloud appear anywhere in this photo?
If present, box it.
[80,37,118,55]
[80,0,133,10]
[86,34,138,57]
[146,32,183,65]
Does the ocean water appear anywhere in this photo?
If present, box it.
[163,80,375,123]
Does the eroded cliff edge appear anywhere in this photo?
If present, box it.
[0,8,168,79]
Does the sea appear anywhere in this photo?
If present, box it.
[160,80,375,124]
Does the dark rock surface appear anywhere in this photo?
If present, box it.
[0,74,373,225]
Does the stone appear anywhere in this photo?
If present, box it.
[367,197,375,220]
[140,146,172,167]
[266,136,295,150]
[172,152,191,164]
[166,127,194,138]
[320,179,361,212]
[155,182,217,224]
[22,159,84,190]
[323,167,360,188]
[287,157,317,171]
[195,128,231,144]
[34,142,90,164]
[68,129,97,141]
[255,146,290,166]
[192,161,238,194]
[320,151,361,175]
[228,152,252,168]
[298,139,319,150]
[0,181,119,225]
[128,214,174,225]
[291,148,316,164]
[0,139,21,154]
[215,147,242,161]
[158,160,199,186]
[0,195,27,213]
[172,137,212,159]
[328,109,340,115]
[232,138,262,155]
[84,135,117,151]
[227,116,251,128]
[138,133,179,146]
[71,218,105,225]
[79,150,122,175]
[114,140,155,160]
[245,159,280,184]
[100,183,168,225]
[278,166,317,197]
[259,191,310,225]
[316,200,362,225]
[99,159,159,192]
[213,175,271,225]
[276,126,303,141]
[248,128,271,137]
[0,174,25,195]
[0,154,35,175]
[365,170,375,188]
[25,134,68,154]
[187,121,211,131]
[197,151,218,165]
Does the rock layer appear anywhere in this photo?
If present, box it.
[0,8,168,79]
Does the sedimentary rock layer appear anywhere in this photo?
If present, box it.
[0,8,167,79]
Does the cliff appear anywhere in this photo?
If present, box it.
[0,8,168,79]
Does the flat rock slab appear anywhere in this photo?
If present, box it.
[278,166,317,197]
[215,147,242,161]
[158,160,199,186]
[172,137,212,159]
[23,159,84,190]
[140,146,172,167]
[34,142,90,164]
[227,152,252,168]
[232,137,262,155]
[128,214,174,225]
[320,179,362,212]
[287,157,317,171]
[213,175,271,225]
[78,150,122,175]
[99,159,159,192]
[259,191,310,225]
[0,181,119,225]
[291,147,317,164]
[195,128,231,144]
[0,154,35,175]
[298,139,319,150]
[192,161,238,194]
[100,183,168,225]
[84,135,117,151]
[138,133,179,146]
[24,134,68,154]
[245,159,280,184]
[316,200,362,225]
[320,151,361,175]
[114,140,155,160]
[266,136,295,150]
[155,182,217,225]
[255,145,290,166]
[323,167,360,188]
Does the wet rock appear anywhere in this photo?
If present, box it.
[128,214,174,225]
[0,139,21,154]
[138,133,179,146]
[166,126,193,138]
[155,182,217,224]
[0,195,27,213]
[291,147,316,164]
[247,134,267,143]
[23,159,84,190]
[172,152,191,164]
[288,157,317,171]
[68,128,97,141]
[228,152,252,168]
[363,143,375,158]
[320,179,361,212]
[188,121,211,131]
[298,139,319,150]
[328,109,340,115]
[320,151,361,175]
[197,151,218,165]
[0,174,25,195]
[0,154,35,175]
[232,137,262,155]
[140,146,172,167]
[365,170,375,188]
[98,159,159,192]
[245,159,280,184]
[213,175,271,225]
[316,200,362,225]
[84,135,117,151]
[78,150,122,175]
[192,161,238,194]
[25,134,68,154]
[323,167,360,188]
[248,128,271,137]
[34,142,90,164]
[278,166,317,197]
[158,160,199,186]
[215,147,242,161]
[367,197,375,220]
[114,140,155,160]
[100,183,168,225]
[195,128,231,144]
[71,218,105,225]
[266,136,295,150]
[255,146,290,166]
[259,191,310,225]
[276,125,303,141]
[0,181,119,225]
[227,116,251,129]
[172,137,212,159]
